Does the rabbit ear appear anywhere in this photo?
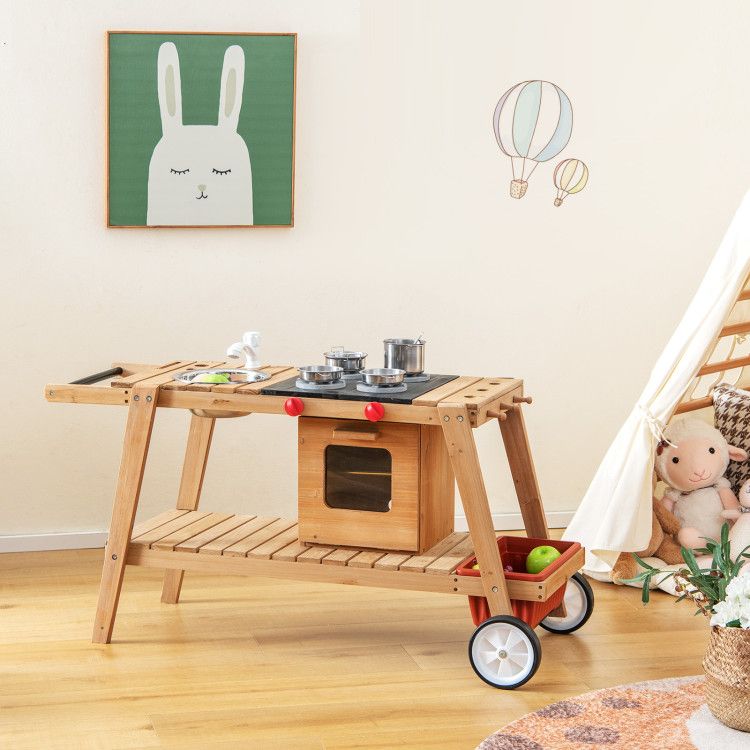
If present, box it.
[157,42,182,134]
[218,45,245,132]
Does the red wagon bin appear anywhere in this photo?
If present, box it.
[456,536,594,688]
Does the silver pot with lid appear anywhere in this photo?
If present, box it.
[383,338,425,375]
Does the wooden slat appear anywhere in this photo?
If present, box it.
[720,321,750,338]
[439,378,520,409]
[398,532,467,573]
[321,548,360,566]
[247,524,300,560]
[424,534,476,575]
[131,510,190,539]
[674,396,713,414]
[152,513,232,551]
[739,289,750,301]
[131,511,209,548]
[128,545,488,596]
[412,376,483,407]
[296,545,336,564]
[223,518,297,558]
[698,354,750,376]
[346,550,388,569]
[210,366,295,394]
[111,360,197,388]
[176,515,255,552]
[373,552,412,571]
[198,516,276,555]
[45,384,131,406]
[271,539,311,562]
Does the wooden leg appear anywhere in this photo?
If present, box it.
[498,406,549,540]
[438,403,512,617]
[161,414,216,604]
[92,387,158,644]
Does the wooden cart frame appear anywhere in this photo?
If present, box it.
[45,361,584,645]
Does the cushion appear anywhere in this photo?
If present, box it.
[713,382,750,492]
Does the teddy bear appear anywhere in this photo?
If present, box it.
[611,496,683,584]
[655,418,748,549]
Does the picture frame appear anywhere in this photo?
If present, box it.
[106,31,296,228]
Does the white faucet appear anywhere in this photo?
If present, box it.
[226,331,262,369]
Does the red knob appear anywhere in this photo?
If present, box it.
[364,402,385,422]
[284,397,304,417]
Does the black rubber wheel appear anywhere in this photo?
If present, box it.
[539,572,595,635]
[468,615,542,689]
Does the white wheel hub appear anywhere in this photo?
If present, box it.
[543,578,586,630]
[471,621,535,686]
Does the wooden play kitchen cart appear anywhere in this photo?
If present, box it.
[46,359,592,689]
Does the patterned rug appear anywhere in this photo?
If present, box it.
[477,676,750,749]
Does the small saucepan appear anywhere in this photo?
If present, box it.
[323,349,367,374]
[298,365,344,383]
[383,338,425,375]
[360,367,406,386]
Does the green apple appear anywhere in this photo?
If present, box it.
[195,373,231,384]
[525,545,561,574]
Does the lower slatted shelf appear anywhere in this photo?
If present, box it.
[126,511,583,601]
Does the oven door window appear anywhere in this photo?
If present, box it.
[324,445,392,512]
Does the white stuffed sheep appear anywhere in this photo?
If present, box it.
[656,418,748,549]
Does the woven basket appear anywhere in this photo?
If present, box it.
[703,625,750,731]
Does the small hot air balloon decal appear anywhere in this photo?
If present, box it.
[493,80,573,199]
[552,158,589,206]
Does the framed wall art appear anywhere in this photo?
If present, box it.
[107,31,296,228]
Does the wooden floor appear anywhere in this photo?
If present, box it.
[0,539,710,750]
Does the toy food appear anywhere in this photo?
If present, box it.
[471,563,480,570]
[525,545,561,574]
[195,373,231,384]
[656,418,748,549]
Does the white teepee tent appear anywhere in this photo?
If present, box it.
[564,191,750,579]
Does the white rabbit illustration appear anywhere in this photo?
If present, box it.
[147,42,253,226]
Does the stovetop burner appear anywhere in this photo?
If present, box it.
[294,378,347,391]
[262,374,459,404]
[403,373,431,383]
[356,381,408,394]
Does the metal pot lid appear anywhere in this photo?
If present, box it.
[384,338,425,346]
[173,368,270,385]
[323,350,367,359]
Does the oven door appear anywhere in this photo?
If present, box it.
[298,417,420,552]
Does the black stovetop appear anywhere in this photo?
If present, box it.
[261,374,459,404]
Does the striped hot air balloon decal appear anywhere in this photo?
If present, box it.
[553,158,588,206]
[493,80,573,198]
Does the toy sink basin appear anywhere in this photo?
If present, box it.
[174,368,271,386]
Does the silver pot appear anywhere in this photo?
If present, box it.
[298,365,344,383]
[383,338,425,375]
[360,367,406,385]
[323,350,367,374]
[361,367,406,386]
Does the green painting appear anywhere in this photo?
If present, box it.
[108,32,296,227]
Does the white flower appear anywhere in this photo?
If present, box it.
[711,574,750,628]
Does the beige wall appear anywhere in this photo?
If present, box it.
[4,0,750,543]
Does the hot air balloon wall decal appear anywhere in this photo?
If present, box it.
[553,158,588,206]
[492,80,573,199]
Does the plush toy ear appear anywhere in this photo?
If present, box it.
[728,445,749,462]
